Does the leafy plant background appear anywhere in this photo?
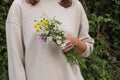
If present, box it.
[0,0,120,80]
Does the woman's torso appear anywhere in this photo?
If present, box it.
[16,0,83,80]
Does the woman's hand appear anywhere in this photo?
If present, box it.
[63,34,77,53]
[63,34,87,55]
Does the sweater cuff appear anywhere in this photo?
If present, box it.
[80,42,90,57]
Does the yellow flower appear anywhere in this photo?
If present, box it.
[34,22,39,28]
[42,27,47,31]
[36,29,40,33]
[38,24,42,29]
[41,19,49,26]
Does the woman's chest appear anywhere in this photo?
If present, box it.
[21,2,81,42]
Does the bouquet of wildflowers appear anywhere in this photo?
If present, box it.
[34,14,84,65]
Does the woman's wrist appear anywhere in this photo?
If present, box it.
[74,37,79,46]
[74,38,87,53]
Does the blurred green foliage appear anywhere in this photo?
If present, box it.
[79,0,120,80]
[0,0,12,80]
[0,0,120,80]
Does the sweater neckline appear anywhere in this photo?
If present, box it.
[40,0,60,2]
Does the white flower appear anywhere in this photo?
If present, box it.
[53,26,58,30]
[61,43,66,49]
[61,40,70,49]
[56,40,62,45]
[44,31,49,34]
[56,36,62,40]
[47,37,53,41]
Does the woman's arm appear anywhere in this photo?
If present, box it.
[63,1,94,57]
[6,1,26,80]
[63,35,87,55]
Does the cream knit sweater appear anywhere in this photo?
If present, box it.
[6,0,94,80]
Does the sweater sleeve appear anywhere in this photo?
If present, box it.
[6,1,26,80]
[77,1,94,57]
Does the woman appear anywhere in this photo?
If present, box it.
[6,0,94,80]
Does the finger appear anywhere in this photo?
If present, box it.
[64,44,74,53]
[66,40,71,45]
[64,43,73,50]
[64,45,74,53]
[64,41,75,50]
[62,44,72,53]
